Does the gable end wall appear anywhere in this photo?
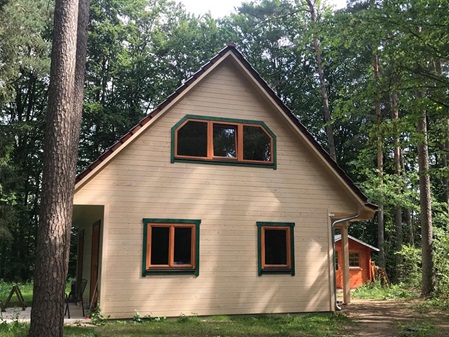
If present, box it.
[74,59,361,317]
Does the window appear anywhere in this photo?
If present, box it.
[257,222,295,276]
[172,115,276,168]
[349,253,360,267]
[335,252,339,270]
[142,219,200,276]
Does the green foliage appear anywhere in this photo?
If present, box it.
[398,322,435,337]
[132,310,165,323]
[0,321,29,337]
[434,227,449,295]
[352,281,416,300]
[414,297,449,313]
[0,0,51,282]
[396,245,422,289]
[90,307,109,326]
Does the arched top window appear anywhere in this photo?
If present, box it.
[171,115,276,168]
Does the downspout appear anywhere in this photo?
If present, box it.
[330,213,360,311]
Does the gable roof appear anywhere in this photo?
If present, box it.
[335,235,380,252]
[75,43,377,217]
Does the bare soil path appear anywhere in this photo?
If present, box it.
[340,298,449,337]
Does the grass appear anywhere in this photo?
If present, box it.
[413,297,449,313]
[0,282,33,307]
[397,322,436,337]
[352,282,417,300]
[0,313,350,337]
[0,281,74,309]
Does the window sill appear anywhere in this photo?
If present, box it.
[172,157,276,169]
[349,267,362,270]
[259,269,295,276]
[143,269,198,276]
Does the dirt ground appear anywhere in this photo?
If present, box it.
[340,298,449,337]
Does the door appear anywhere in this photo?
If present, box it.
[90,221,101,308]
[76,229,84,287]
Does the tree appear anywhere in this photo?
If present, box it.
[416,95,435,296]
[0,0,52,281]
[300,0,337,162]
[28,0,89,335]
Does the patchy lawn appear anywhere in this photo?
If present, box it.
[2,294,449,337]
[0,313,349,337]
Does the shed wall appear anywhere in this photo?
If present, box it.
[335,239,374,289]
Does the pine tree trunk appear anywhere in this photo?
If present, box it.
[444,124,449,215]
[373,53,385,268]
[416,94,434,297]
[404,208,414,246]
[391,91,402,281]
[304,0,337,162]
[29,0,89,335]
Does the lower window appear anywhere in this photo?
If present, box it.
[349,253,360,267]
[257,222,295,276]
[142,219,200,276]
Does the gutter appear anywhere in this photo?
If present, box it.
[330,213,360,311]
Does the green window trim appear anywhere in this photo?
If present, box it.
[142,218,201,277]
[257,222,295,276]
[171,115,277,169]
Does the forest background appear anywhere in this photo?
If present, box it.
[0,0,448,295]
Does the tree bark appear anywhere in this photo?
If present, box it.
[29,0,89,336]
[416,92,435,297]
[391,90,403,281]
[304,0,337,162]
[444,122,449,215]
[373,53,385,268]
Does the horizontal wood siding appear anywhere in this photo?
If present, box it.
[74,59,360,318]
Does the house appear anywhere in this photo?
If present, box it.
[334,235,379,289]
[72,44,377,318]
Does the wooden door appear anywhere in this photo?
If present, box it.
[76,229,84,287]
[90,221,101,307]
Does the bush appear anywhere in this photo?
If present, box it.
[352,281,415,300]
[434,227,449,296]
[396,245,421,289]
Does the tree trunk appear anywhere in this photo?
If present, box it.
[391,90,403,281]
[444,123,449,215]
[373,53,385,268]
[28,0,89,336]
[416,93,434,297]
[304,0,337,162]
[404,208,414,246]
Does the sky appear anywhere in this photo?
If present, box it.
[178,0,347,18]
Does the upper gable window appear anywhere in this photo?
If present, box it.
[172,115,276,168]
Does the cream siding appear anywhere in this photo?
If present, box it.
[74,59,360,318]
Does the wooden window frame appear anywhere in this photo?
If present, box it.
[142,219,200,276]
[349,252,360,268]
[257,222,295,276]
[171,115,276,168]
